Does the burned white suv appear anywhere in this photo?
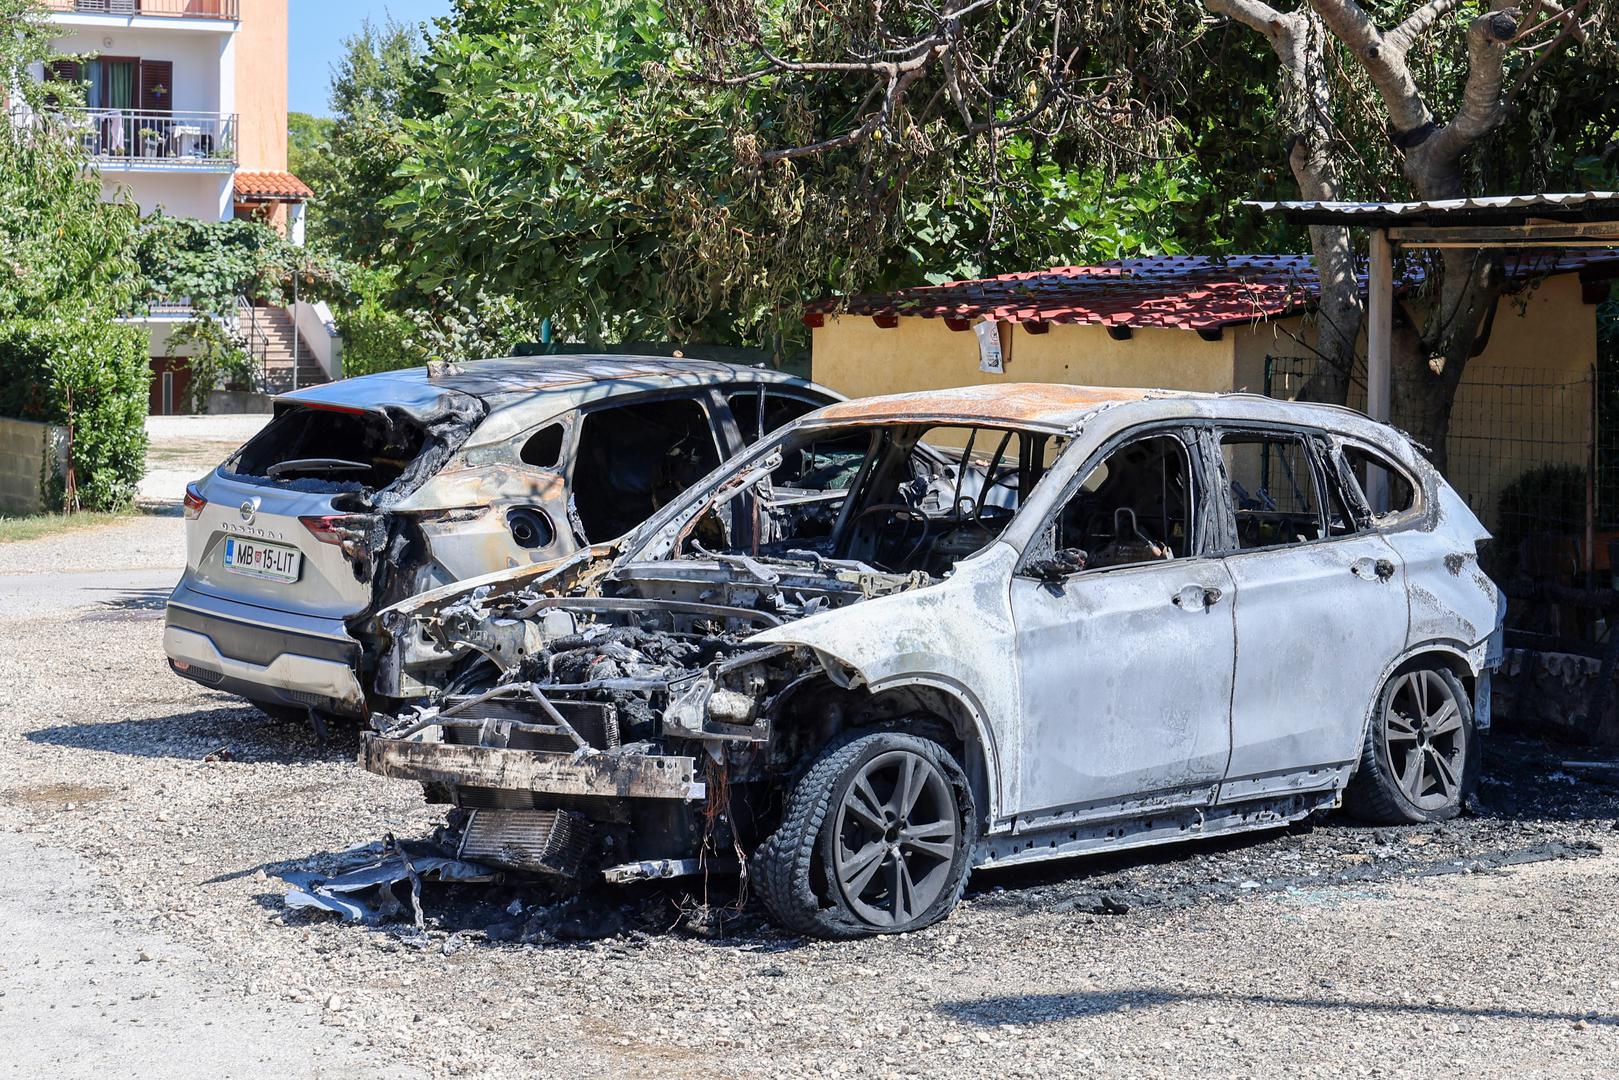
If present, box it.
[361,384,1503,937]
[163,356,837,723]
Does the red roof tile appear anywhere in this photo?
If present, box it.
[234,170,314,201]
[803,253,1619,331]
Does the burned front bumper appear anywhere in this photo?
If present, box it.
[359,704,713,882]
[360,731,706,801]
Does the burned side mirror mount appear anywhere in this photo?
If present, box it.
[1023,548,1087,585]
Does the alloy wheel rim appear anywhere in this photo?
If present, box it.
[1384,669,1466,811]
[831,750,958,928]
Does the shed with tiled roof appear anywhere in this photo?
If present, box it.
[804,252,1619,526]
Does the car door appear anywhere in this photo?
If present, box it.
[1009,426,1235,820]
[1216,426,1410,802]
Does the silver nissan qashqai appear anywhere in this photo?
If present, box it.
[360,383,1505,938]
[163,356,838,723]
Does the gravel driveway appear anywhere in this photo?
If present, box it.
[1,509,1616,1077]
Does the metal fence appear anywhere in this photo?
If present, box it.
[11,108,237,167]
[45,0,239,18]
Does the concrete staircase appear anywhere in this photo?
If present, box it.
[243,305,328,394]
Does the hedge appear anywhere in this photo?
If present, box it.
[0,313,150,511]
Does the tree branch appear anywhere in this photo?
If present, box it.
[1422,8,1518,164]
[1205,0,1288,38]
[1308,0,1433,136]
[1388,0,1463,54]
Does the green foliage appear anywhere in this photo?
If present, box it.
[164,317,256,413]
[336,266,427,376]
[897,153,1218,286]
[328,0,1618,364]
[0,314,149,511]
[320,19,428,265]
[380,0,1256,353]
[0,1,146,508]
[287,112,338,243]
[0,0,59,112]
[135,215,345,317]
[133,217,349,410]
[1,124,141,321]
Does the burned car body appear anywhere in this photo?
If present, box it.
[162,356,838,720]
[361,384,1503,937]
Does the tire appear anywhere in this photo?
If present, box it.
[752,728,977,939]
[1343,662,1476,825]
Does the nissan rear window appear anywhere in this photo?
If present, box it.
[225,406,428,491]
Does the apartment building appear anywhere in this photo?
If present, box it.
[24,0,336,411]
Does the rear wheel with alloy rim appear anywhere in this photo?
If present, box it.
[1344,663,1475,824]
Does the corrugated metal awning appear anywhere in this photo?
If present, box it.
[1248,191,1619,228]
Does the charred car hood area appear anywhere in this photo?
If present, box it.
[363,549,944,882]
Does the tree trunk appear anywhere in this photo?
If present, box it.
[1369,5,1517,465]
[1206,3,1362,404]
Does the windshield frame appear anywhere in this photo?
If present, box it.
[621,414,1080,565]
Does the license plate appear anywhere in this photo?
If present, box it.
[222,537,302,583]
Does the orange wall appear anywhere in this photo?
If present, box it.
[234,0,288,172]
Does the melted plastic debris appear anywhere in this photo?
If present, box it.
[282,837,499,926]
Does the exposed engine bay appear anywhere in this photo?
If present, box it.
[364,420,1065,883]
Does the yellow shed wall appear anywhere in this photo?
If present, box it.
[810,317,1237,401]
[1447,273,1596,526]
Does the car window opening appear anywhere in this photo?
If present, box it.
[672,422,1066,579]
[728,390,823,444]
[1221,432,1325,549]
[573,398,723,542]
[226,405,427,492]
[1343,444,1417,519]
[1048,434,1192,573]
[519,423,565,468]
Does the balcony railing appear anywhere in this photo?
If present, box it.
[45,0,239,19]
[10,108,237,167]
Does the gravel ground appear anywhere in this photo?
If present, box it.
[2,488,1617,1076]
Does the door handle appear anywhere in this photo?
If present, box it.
[1352,557,1397,582]
[1172,585,1223,610]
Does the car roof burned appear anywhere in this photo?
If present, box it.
[797,383,1410,449]
[275,354,818,420]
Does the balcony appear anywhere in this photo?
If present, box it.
[45,0,238,21]
[11,108,236,170]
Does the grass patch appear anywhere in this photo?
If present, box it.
[0,510,136,544]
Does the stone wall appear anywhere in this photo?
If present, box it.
[0,417,68,515]
[1494,647,1619,746]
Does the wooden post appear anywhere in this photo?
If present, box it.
[1367,227,1393,423]
[1366,227,1394,512]
[1588,363,1597,585]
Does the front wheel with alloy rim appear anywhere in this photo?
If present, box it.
[752,729,977,939]
[1344,663,1476,824]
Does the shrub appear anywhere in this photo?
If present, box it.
[336,265,427,377]
[0,313,150,511]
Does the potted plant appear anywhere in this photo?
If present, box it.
[139,127,162,157]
